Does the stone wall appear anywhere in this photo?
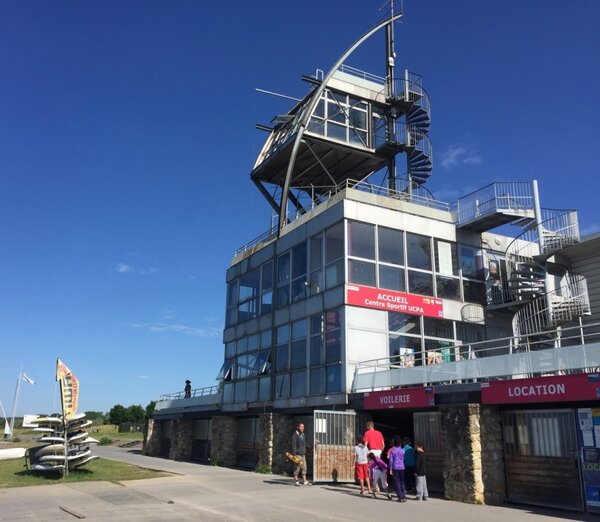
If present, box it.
[170,419,193,461]
[211,416,238,467]
[271,413,294,475]
[441,404,485,504]
[144,418,162,456]
[480,406,506,504]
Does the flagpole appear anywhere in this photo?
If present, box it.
[8,367,23,441]
[0,399,9,438]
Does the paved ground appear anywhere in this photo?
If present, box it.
[0,446,594,521]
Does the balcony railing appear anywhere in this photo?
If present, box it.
[158,385,220,402]
[351,321,600,392]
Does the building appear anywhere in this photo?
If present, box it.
[147,11,600,513]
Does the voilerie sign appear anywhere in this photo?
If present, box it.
[346,284,444,318]
[481,374,600,404]
[364,387,435,410]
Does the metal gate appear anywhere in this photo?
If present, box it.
[413,411,445,493]
[502,409,582,511]
[313,410,356,483]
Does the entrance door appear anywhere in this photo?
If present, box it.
[502,409,582,511]
[313,410,356,483]
[413,411,444,493]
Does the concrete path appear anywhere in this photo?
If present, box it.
[0,446,593,521]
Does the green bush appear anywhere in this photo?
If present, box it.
[98,436,113,446]
[254,463,272,474]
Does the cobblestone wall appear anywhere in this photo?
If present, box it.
[144,418,162,456]
[211,416,237,467]
[272,413,294,475]
[480,406,506,504]
[441,404,485,504]
[170,419,193,461]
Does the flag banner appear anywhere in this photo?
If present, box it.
[56,359,79,419]
[22,373,35,385]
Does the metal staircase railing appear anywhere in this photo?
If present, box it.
[452,181,535,228]
[512,274,591,339]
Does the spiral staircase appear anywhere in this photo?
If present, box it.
[375,72,433,186]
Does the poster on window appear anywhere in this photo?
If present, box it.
[578,408,600,511]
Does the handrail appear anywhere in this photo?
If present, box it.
[158,385,220,402]
[352,321,600,392]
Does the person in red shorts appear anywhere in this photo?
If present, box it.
[353,437,372,495]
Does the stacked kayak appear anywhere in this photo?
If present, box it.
[26,413,99,472]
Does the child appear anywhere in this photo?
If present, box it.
[353,437,372,495]
[414,441,429,501]
[367,452,392,500]
[388,435,406,502]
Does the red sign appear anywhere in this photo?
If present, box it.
[364,387,435,410]
[346,284,444,318]
[481,373,600,405]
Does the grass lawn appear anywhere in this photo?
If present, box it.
[0,457,170,488]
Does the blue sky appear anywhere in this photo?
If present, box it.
[1,0,599,416]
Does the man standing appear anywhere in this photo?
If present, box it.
[292,422,309,486]
[402,437,416,493]
[184,380,192,398]
[363,421,385,458]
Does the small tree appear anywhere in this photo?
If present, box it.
[125,405,146,424]
[145,400,156,419]
[108,404,127,426]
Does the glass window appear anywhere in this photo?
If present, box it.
[275,343,289,372]
[261,291,273,314]
[276,285,289,308]
[325,310,340,330]
[261,261,273,291]
[310,367,325,395]
[309,269,323,295]
[290,339,307,370]
[291,277,307,303]
[379,265,405,291]
[325,259,344,288]
[310,234,323,270]
[388,312,421,335]
[292,242,307,280]
[325,330,341,363]
[254,349,271,374]
[348,259,376,286]
[277,252,290,285]
[311,314,324,334]
[436,276,461,300]
[408,270,433,296]
[460,246,484,280]
[261,330,272,348]
[326,365,342,393]
[276,324,290,343]
[291,371,307,397]
[457,323,486,344]
[239,268,260,301]
[389,335,421,367]
[222,382,234,403]
[216,358,235,381]
[310,335,323,366]
[378,227,404,265]
[424,317,454,339]
[435,240,459,276]
[227,280,238,309]
[348,221,375,259]
[238,299,258,322]
[325,222,344,264]
[292,319,307,339]
[245,379,258,402]
[237,353,257,379]
[258,376,271,401]
[463,280,486,304]
[327,121,347,141]
[425,339,456,364]
[407,233,431,270]
[236,337,248,355]
[234,381,245,403]
[275,374,290,398]
[225,342,235,358]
